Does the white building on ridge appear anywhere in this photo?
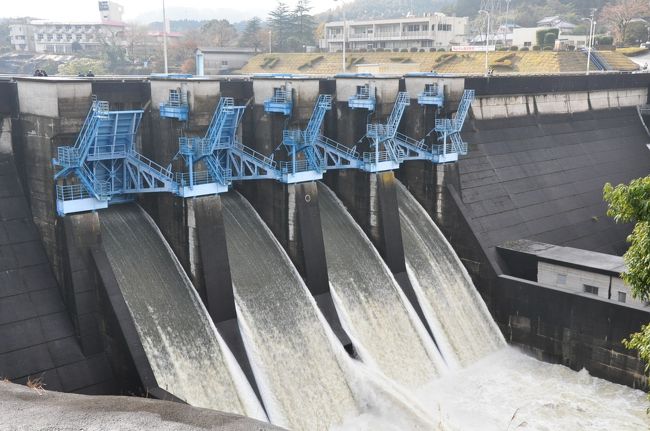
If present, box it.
[10,1,125,54]
[320,14,469,52]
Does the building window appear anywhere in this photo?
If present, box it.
[221,60,228,66]
[524,41,532,47]
[584,284,599,295]
[437,23,452,31]
[556,274,567,285]
[618,291,627,303]
[422,40,433,47]
[406,24,420,32]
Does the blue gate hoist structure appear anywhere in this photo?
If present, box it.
[159,88,189,121]
[54,89,474,215]
[53,100,176,216]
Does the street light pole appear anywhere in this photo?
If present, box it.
[334,0,346,72]
[504,0,511,47]
[479,9,490,76]
[583,9,596,76]
[162,0,168,74]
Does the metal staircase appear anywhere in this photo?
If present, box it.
[432,89,474,163]
[54,100,176,215]
[580,47,610,71]
[280,95,333,182]
[363,91,411,172]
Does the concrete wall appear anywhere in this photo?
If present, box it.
[497,275,649,390]
[15,79,93,282]
[472,88,648,120]
[146,78,222,299]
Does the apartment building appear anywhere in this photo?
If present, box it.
[320,13,468,52]
[10,1,125,54]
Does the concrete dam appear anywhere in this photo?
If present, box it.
[1,72,650,429]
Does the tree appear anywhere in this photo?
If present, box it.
[201,19,238,47]
[57,58,107,75]
[240,17,265,52]
[268,1,292,52]
[599,0,650,46]
[603,176,650,390]
[291,0,317,50]
[624,20,650,45]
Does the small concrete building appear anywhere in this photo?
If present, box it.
[498,240,644,308]
[195,47,257,75]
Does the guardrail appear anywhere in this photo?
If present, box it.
[362,150,394,164]
[317,136,360,158]
[394,132,427,151]
[279,159,317,174]
[56,183,91,201]
[128,151,174,182]
[233,142,278,169]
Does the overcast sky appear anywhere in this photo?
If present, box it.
[1,0,338,22]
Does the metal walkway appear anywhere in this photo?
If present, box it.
[55,90,475,215]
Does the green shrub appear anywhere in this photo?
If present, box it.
[536,28,559,46]
[543,46,553,51]
[532,45,541,51]
[544,32,557,47]
[520,47,529,51]
[596,35,614,45]
[510,45,519,51]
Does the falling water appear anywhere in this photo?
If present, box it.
[220,192,359,430]
[99,204,264,419]
[317,183,444,391]
[396,182,505,367]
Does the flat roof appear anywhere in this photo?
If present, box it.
[498,239,626,276]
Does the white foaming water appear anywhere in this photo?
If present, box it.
[99,204,264,419]
[396,181,505,366]
[318,183,445,391]
[336,185,649,430]
[223,191,448,430]
[418,347,650,431]
[221,192,359,430]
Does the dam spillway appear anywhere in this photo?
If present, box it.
[97,204,263,418]
[220,191,358,429]
[318,182,444,389]
[396,181,505,367]
[1,72,650,429]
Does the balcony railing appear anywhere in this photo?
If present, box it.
[327,31,435,41]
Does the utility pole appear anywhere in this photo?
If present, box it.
[479,9,490,76]
[334,0,346,72]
